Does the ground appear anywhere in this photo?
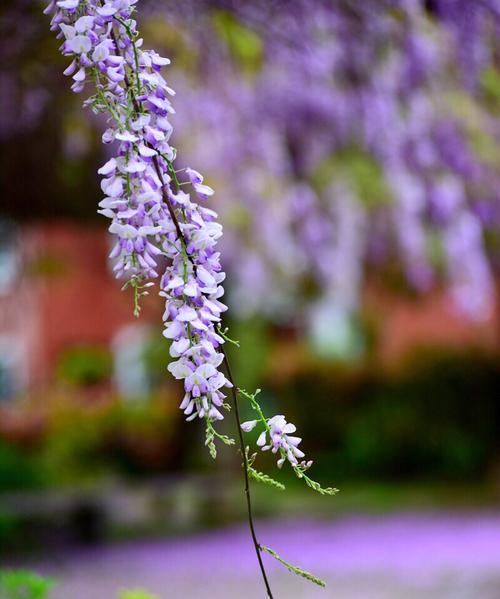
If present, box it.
[27,511,500,598]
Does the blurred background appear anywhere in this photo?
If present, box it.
[1,0,500,597]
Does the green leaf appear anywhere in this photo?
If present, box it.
[216,325,240,347]
[213,11,262,74]
[293,468,339,496]
[248,465,285,491]
[260,545,326,588]
[312,149,390,208]
[0,570,56,599]
[481,66,500,102]
[205,419,235,459]
[119,590,159,599]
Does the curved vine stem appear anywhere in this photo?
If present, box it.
[222,347,274,598]
[107,22,274,598]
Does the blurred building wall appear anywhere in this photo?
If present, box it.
[365,283,500,368]
[0,220,159,395]
[0,219,498,398]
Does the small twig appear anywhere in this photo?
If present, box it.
[261,545,326,588]
[222,346,274,598]
[110,22,274,598]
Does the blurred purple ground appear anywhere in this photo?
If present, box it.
[29,511,500,598]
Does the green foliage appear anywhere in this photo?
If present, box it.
[248,464,285,491]
[0,442,43,492]
[56,345,113,387]
[246,450,285,491]
[0,575,159,599]
[216,325,240,348]
[343,351,500,479]
[0,570,55,599]
[39,406,108,484]
[276,348,500,482]
[481,66,500,103]
[0,513,21,550]
[312,149,390,208]
[121,277,153,318]
[30,394,177,485]
[142,20,197,72]
[118,590,159,599]
[240,389,337,495]
[260,545,326,588]
[228,318,270,390]
[142,333,170,388]
[25,253,67,278]
[293,467,339,496]
[212,11,262,74]
[205,421,218,459]
[205,419,235,459]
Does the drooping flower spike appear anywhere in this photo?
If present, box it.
[45,0,337,591]
[241,414,313,470]
[46,0,234,429]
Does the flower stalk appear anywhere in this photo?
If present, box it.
[44,0,336,593]
[223,348,274,598]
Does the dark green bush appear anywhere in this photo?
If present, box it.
[56,345,112,387]
[273,348,500,482]
[0,570,55,599]
[0,442,43,492]
[118,591,158,599]
[0,571,157,599]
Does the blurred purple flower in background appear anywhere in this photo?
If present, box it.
[1,2,500,596]
[2,0,500,338]
[45,0,235,435]
[157,0,500,330]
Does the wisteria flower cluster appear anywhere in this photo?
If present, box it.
[167,0,499,328]
[239,388,336,495]
[8,0,499,350]
[45,0,336,593]
[45,0,234,432]
[243,415,309,469]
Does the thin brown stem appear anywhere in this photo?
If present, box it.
[222,347,274,599]
[110,23,274,598]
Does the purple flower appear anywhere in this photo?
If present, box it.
[240,420,258,432]
[45,0,233,426]
[255,415,311,469]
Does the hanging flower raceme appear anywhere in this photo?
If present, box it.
[242,414,313,470]
[45,0,338,592]
[45,0,232,426]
